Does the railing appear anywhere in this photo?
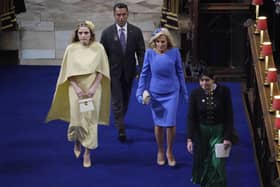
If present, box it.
[0,0,16,31]
[160,0,180,30]
[246,23,280,187]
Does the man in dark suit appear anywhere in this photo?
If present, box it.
[100,3,145,142]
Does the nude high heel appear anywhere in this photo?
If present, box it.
[157,152,165,166]
[166,153,176,167]
[83,153,91,168]
[74,142,81,159]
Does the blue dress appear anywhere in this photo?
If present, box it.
[136,48,188,127]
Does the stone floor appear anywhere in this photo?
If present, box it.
[15,0,163,65]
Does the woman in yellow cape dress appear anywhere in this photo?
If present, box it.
[46,21,110,168]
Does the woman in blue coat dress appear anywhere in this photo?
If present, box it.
[136,28,188,167]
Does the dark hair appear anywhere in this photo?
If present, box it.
[199,69,215,80]
[113,3,128,12]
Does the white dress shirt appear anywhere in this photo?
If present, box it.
[116,23,127,42]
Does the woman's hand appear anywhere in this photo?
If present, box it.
[137,95,143,104]
[223,139,232,149]
[69,78,85,98]
[86,73,102,98]
[86,86,97,98]
[75,86,85,98]
[186,139,193,154]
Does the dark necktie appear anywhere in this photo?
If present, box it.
[119,28,126,53]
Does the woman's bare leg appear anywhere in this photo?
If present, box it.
[154,125,165,165]
[166,126,176,166]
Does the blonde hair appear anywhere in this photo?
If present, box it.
[148,28,176,49]
[71,20,95,44]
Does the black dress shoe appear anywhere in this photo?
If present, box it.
[118,129,126,142]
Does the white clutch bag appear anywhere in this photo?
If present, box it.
[142,90,151,104]
[79,98,94,112]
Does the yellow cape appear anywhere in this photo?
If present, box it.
[46,42,111,125]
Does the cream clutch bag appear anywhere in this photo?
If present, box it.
[79,98,94,112]
[142,90,151,104]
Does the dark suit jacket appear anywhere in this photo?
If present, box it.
[100,23,145,82]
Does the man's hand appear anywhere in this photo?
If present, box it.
[186,139,193,154]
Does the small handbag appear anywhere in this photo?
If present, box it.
[143,90,151,104]
[79,98,94,112]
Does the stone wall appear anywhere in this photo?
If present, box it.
[14,0,163,65]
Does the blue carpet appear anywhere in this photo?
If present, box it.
[0,65,260,187]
